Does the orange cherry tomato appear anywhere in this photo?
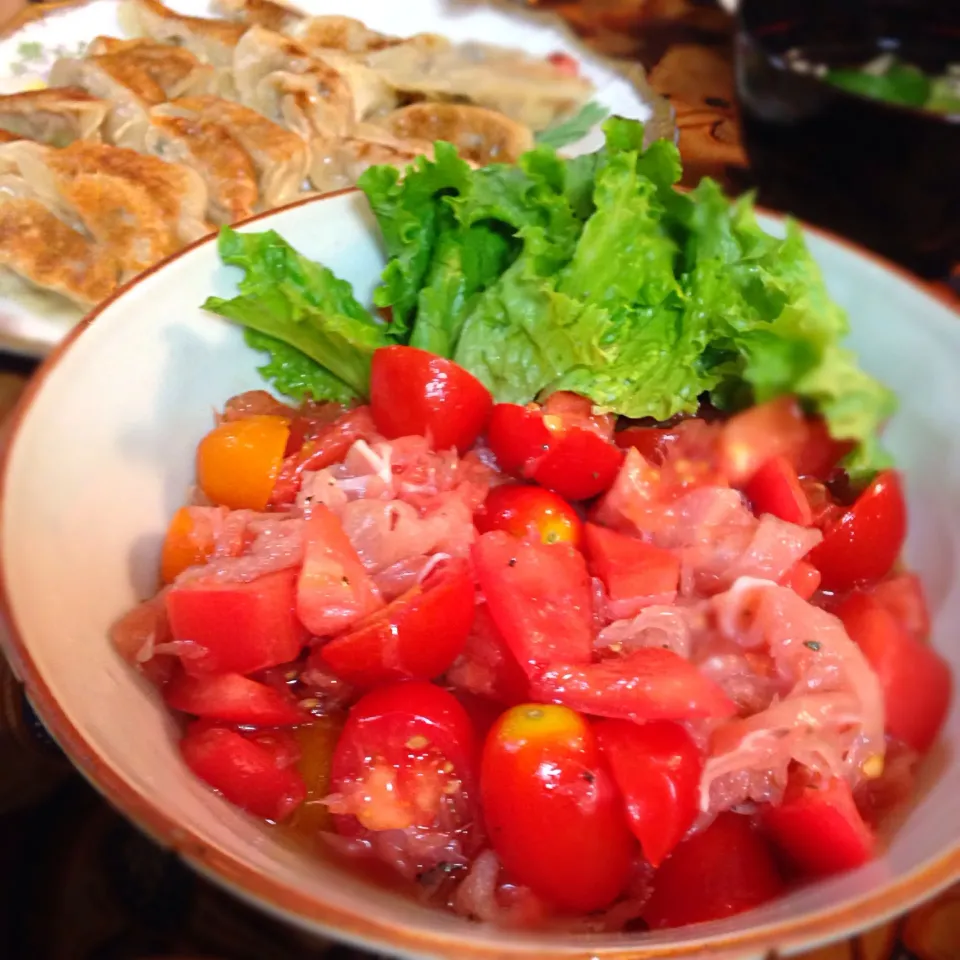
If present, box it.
[160,507,215,584]
[196,415,290,511]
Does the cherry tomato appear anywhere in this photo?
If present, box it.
[316,559,475,688]
[485,404,552,475]
[532,648,736,722]
[329,682,478,842]
[161,507,217,584]
[614,426,682,465]
[836,592,951,754]
[481,704,635,913]
[780,560,821,601]
[180,720,306,822]
[593,719,701,867]
[472,531,593,673]
[197,415,290,511]
[807,470,907,591]
[166,569,308,676]
[643,812,784,928]
[296,504,383,637]
[869,572,930,642]
[762,776,874,878]
[719,396,808,486]
[745,455,814,526]
[475,484,583,548]
[370,346,493,453]
[582,523,680,608]
[165,671,307,726]
[795,416,853,480]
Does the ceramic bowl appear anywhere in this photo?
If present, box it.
[0,191,958,959]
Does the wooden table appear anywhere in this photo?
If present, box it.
[0,2,956,958]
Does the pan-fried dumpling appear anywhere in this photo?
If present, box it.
[0,88,108,147]
[380,103,533,164]
[305,48,396,121]
[144,105,259,224]
[0,130,23,144]
[85,37,215,100]
[130,0,247,68]
[308,124,433,194]
[366,40,594,131]
[162,95,309,209]
[293,16,400,55]
[214,0,304,33]
[232,26,354,139]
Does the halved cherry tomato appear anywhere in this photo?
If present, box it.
[165,672,306,727]
[166,569,308,676]
[485,404,552,475]
[745,456,814,526]
[781,560,821,601]
[643,812,784,929]
[593,719,701,867]
[161,507,217,584]
[370,346,493,453]
[481,704,635,913]
[795,416,853,480]
[763,776,874,878]
[475,484,583,548]
[329,682,477,843]
[296,504,383,637]
[534,428,624,501]
[870,572,930,642]
[472,531,593,672]
[316,559,475,688]
[583,523,680,608]
[196,415,290,511]
[836,592,951,754]
[614,426,682,465]
[532,648,736,722]
[180,721,306,821]
[719,396,808,486]
[807,470,907,591]
[800,477,845,529]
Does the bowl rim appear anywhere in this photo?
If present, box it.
[0,187,958,959]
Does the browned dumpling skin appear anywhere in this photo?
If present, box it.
[0,87,108,147]
[167,95,310,209]
[85,37,215,100]
[131,0,247,68]
[0,130,23,144]
[380,102,534,164]
[294,15,402,55]
[214,0,304,33]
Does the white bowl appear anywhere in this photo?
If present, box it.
[0,190,957,959]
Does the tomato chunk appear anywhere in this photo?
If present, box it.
[180,721,306,821]
[370,346,493,453]
[644,812,783,928]
[745,456,814,526]
[166,569,308,676]
[197,415,290,511]
[296,504,383,637]
[763,777,874,878]
[481,704,635,913]
[533,648,736,722]
[870,572,930,642]
[836,592,951,754]
[807,470,906,591]
[795,416,853,480]
[475,484,583,548]
[593,719,701,867]
[583,523,680,607]
[473,531,593,673]
[165,672,306,727]
[614,426,681,465]
[316,559,475,688]
[781,560,821,600]
[719,396,809,486]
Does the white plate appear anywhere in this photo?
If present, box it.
[0,0,659,359]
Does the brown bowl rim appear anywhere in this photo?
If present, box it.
[0,188,957,959]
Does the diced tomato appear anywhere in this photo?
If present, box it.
[582,523,680,606]
[472,531,593,673]
[316,559,475,688]
[533,648,736,722]
[296,505,383,637]
[164,672,306,726]
[745,456,814,526]
[475,484,583,548]
[329,682,477,843]
[485,404,553,475]
[180,721,306,821]
[807,470,907,591]
[546,51,580,76]
[196,415,290,511]
[763,777,874,878]
[615,426,682,465]
[781,560,821,600]
[593,719,701,867]
[369,346,493,454]
[795,416,853,480]
[166,569,308,676]
[836,592,951,754]
[643,812,784,928]
[870,572,930,642]
[719,396,809,486]
[481,704,635,913]
[110,593,178,688]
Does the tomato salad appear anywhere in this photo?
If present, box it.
[114,354,950,930]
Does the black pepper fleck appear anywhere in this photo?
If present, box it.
[804,640,821,651]
[341,576,351,586]
[508,557,517,567]
[581,772,595,784]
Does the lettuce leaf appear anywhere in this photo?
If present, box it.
[244,330,358,404]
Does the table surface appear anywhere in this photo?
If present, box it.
[0,2,957,958]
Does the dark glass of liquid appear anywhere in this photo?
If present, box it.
[735,0,960,279]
